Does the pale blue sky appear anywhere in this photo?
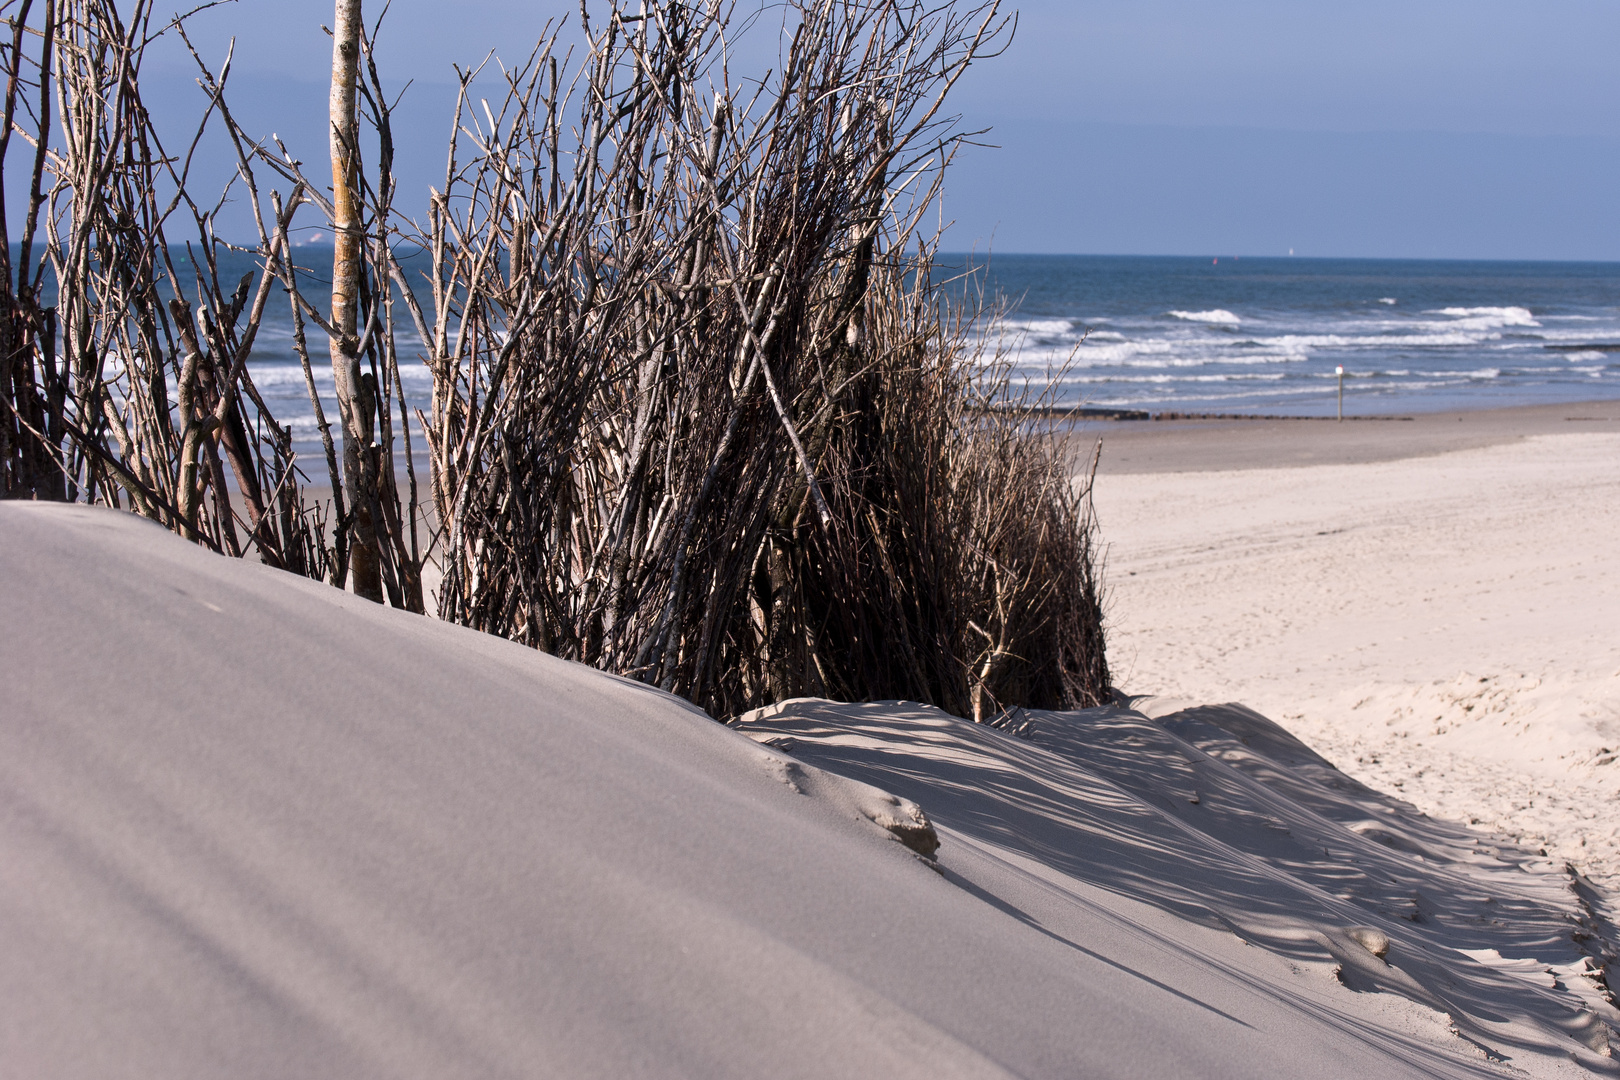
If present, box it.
[143,0,1620,259]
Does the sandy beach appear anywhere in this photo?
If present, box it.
[1088,402,1620,886]
[8,403,1620,1077]
[7,0,1618,1067]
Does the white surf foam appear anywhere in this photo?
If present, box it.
[1432,306,1540,329]
[1053,371,1289,386]
[1410,367,1501,380]
[998,317,1076,337]
[1168,309,1241,325]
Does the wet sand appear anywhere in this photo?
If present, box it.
[1068,400,1620,475]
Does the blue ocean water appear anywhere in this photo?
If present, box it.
[13,243,432,460]
[34,247,1620,464]
[151,246,435,458]
[943,254,1620,415]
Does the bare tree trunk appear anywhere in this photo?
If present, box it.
[329,0,382,601]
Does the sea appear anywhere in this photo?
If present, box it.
[29,248,1620,463]
[943,254,1620,417]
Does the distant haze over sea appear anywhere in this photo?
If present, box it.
[944,254,1620,417]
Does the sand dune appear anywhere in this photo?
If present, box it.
[5,499,1618,1077]
[738,696,1620,1075]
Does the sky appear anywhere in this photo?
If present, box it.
[130,0,1620,260]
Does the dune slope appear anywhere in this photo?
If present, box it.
[738,697,1620,1077]
[1,503,1614,1078]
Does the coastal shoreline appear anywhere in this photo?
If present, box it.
[1070,397,1620,474]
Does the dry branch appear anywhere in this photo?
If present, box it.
[394,0,1107,718]
[1,0,1108,723]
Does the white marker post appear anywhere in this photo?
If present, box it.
[1336,365,1345,422]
